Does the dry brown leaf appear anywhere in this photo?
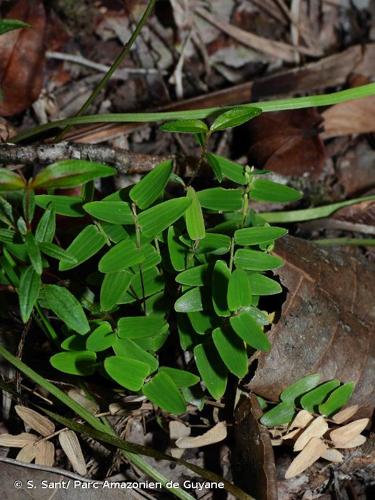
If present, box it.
[175,421,227,449]
[0,0,47,116]
[334,434,367,449]
[15,405,55,437]
[250,236,375,416]
[289,410,314,430]
[322,95,375,138]
[0,432,38,448]
[330,419,369,446]
[58,430,87,475]
[294,417,329,452]
[271,438,283,446]
[67,389,99,414]
[282,429,300,441]
[321,448,344,463]
[35,440,55,467]
[285,437,327,479]
[16,443,37,463]
[332,405,359,425]
[169,421,191,441]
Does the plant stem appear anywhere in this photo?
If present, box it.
[314,238,375,246]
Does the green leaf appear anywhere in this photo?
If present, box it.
[188,310,216,334]
[31,160,115,189]
[319,382,355,416]
[100,271,133,311]
[160,119,208,134]
[99,222,129,243]
[133,328,169,353]
[234,249,283,271]
[159,367,200,387]
[39,242,77,264]
[86,322,114,352]
[104,356,150,391]
[194,233,231,255]
[83,201,134,224]
[0,19,29,35]
[280,374,321,403]
[176,265,208,286]
[234,226,287,246]
[210,106,261,132]
[141,243,161,270]
[18,266,41,323]
[50,351,97,376]
[98,240,144,273]
[113,337,158,373]
[185,187,205,240]
[143,371,186,414]
[61,335,87,351]
[205,153,246,185]
[260,401,295,427]
[194,343,227,400]
[138,198,191,238]
[0,168,26,191]
[230,311,270,351]
[59,225,106,271]
[120,267,164,303]
[212,260,231,317]
[175,287,203,313]
[25,233,42,275]
[43,284,90,335]
[212,326,248,378]
[197,188,243,211]
[300,380,341,413]
[227,268,252,311]
[35,195,84,217]
[249,273,282,295]
[0,195,14,225]
[250,178,302,203]
[117,316,167,339]
[35,208,56,243]
[168,226,189,271]
[0,228,15,243]
[130,159,173,209]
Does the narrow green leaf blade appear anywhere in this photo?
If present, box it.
[160,119,208,134]
[206,154,246,185]
[212,326,248,378]
[234,226,287,246]
[25,233,42,275]
[319,382,355,416]
[130,159,173,209]
[0,19,30,35]
[100,271,133,311]
[59,225,106,271]
[197,188,243,211]
[212,260,231,317]
[210,106,261,132]
[138,198,191,238]
[176,265,208,287]
[280,374,321,403]
[260,401,295,427]
[50,351,97,376]
[143,371,186,414]
[227,268,252,311]
[104,356,150,391]
[251,178,302,203]
[230,311,270,351]
[300,380,341,413]
[39,242,77,264]
[194,343,227,400]
[0,168,26,191]
[117,316,167,339]
[35,195,84,217]
[35,208,56,243]
[185,187,205,240]
[98,240,144,273]
[234,249,283,271]
[18,266,41,323]
[84,201,133,225]
[159,367,200,387]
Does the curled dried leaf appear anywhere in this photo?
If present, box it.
[294,417,328,452]
[15,405,55,437]
[175,421,227,449]
[330,418,369,446]
[289,410,314,430]
[16,442,37,463]
[332,405,359,424]
[334,434,366,449]
[321,448,344,463]
[285,437,327,479]
[59,430,87,475]
[0,432,37,448]
[35,440,55,466]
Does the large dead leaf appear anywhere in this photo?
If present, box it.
[247,109,326,178]
[0,0,46,116]
[250,236,375,415]
[322,96,375,139]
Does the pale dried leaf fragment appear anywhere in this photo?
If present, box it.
[289,410,314,430]
[175,422,227,449]
[59,430,87,475]
[169,421,191,441]
[0,432,38,448]
[332,405,359,424]
[15,405,55,437]
[334,434,367,449]
[321,448,344,463]
[285,437,327,479]
[282,428,300,441]
[294,417,328,451]
[35,440,55,466]
[68,389,99,414]
[271,439,283,446]
[330,418,369,446]
[16,443,37,463]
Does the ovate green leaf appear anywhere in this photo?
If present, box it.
[194,343,227,400]
[117,316,167,339]
[250,178,302,203]
[176,265,208,287]
[83,201,133,225]
[185,187,205,240]
[138,198,191,238]
[319,382,355,416]
[104,356,150,391]
[35,195,84,217]
[197,188,243,211]
[35,208,56,243]
[19,266,41,323]
[300,380,341,413]
[206,153,246,185]
[50,351,96,376]
[174,287,203,313]
[100,271,133,311]
[227,268,252,311]
[86,322,114,352]
[0,19,29,35]
[280,374,321,403]
[130,159,173,209]
[234,249,283,271]
[167,226,189,271]
[210,106,261,132]
[113,337,158,373]
[59,225,106,271]
[98,240,143,273]
[143,371,186,414]
[160,119,208,134]
[159,367,200,387]
[260,401,295,427]
[212,260,231,317]
[230,311,270,351]
[0,168,26,191]
[212,326,248,378]
[234,226,287,246]
[249,273,282,295]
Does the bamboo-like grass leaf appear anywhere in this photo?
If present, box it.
[100,271,133,311]
[212,260,231,317]
[194,343,227,400]
[185,187,205,240]
[212,326,248,378]
[160,119,208,134]
[86,322,114,352]
[158,367,200,387]
[138,198,191,238]
[280,374,321,403]
[205,153,246,185]
[227,268,252,311]
[83,201,134,224]
[260,401,295,427]
[31,160,115,189]
[25,233,43,275]
[234,248,283,271]
[59,225,106,271]
[234,226,287,246]
[249,272,282,295]
[230,311,270,351]
[319,382,355,416]
[168,226,189,271]
[250,178,302,203]
[39,242,77,264]
[104,356,150,391]
[197,188,243,211]
[130,159,173,209]
[113,337,158,373]
[174,287,203,313]
[176,265,208,287]
[35,195,84,217]
[210,106,261,132]
[43,284,90,335]
[195,233,231,255]
[19,266,41,323]
[50,351,97,376]
[98,240,144,273]
[117,316,167,339]
[0,168,26,191]
[300,380,340,413]
[143,371,186,414]
[35,208,56,243]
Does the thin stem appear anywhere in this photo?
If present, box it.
[314,238,375,246]
[34,303,59,345]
